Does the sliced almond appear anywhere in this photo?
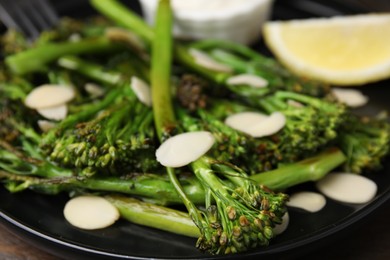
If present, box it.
[85,83,105,97]
[331,88,369,107]
[131,76,152,107]
[189,48,233,73]
[316,173,377,204]
[225,111,286,138]
[273,212,289,236]
[156,131,215,168]
[227,74,268,88]
[64,195,120,230]
[287,99,304,108]
[37,104,68,121]
[105,27,146,52]
[225,111,267,131]
[37,120,56,132]
[68,33,81,42]
[287,191,326,213]
[25,84,75,109]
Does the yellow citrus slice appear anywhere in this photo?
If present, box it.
[263,13,390,86]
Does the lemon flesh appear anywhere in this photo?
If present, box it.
[263,14,390,86]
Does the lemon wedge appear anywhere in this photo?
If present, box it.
[263,13,390,86]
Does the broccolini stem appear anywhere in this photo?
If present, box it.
[251,147,346,190]
[58,55,123,86]
[149,0,207,230]
[151,0,175,140]
[105,194,200,237]
[0,147,345,201]
[76,174,206,204]
[0,148,73,179]
[5,37,121,75]
[90,0,154,43]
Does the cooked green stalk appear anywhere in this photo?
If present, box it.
[151,0,176,140]
[251,147,346,190]
[58,55,123,86]
[106,195,200,237]
[5,37,121,75]
[57,53,150,85]
[0,140,345,198]
[90,0,153,43]
[147,0,205,241]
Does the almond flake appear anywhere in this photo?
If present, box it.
[227,74,268,88]
[189,48,233,73]
[287,191,326,213]
[316,173,377,204]
[156,131,215,167]
[37,104,68,121]
[332,88,368,107]
[64,195,120,230]
[131,76,152,107]
[225,111,286,138]
[25,84,75,109]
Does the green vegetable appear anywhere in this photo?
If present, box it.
[148,0,289,254]
[337,113,390,173]
[89,0,330,99]
[40,85,158,176]
[106,194,200,237]
[255,91,346,162]
[0,0,388,256]
[5,37,121,75]
[190,39,331,97]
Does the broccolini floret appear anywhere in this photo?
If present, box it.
[337,113,390,173]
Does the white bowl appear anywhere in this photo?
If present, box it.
[139,0,274,45]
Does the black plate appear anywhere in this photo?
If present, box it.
[1,0,390,259]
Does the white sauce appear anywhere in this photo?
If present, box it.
[316,173,377,204]
[143,0,258,12]
[287,191,326,213]
[156,131,215,168]
[139,0,273,44]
